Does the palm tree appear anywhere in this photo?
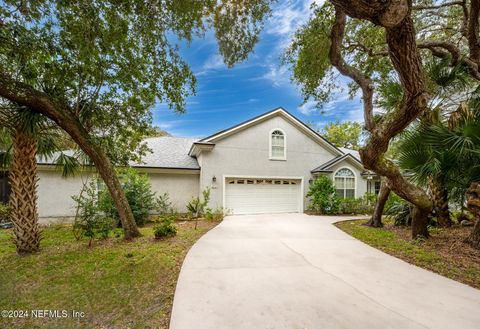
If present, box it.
[422,105,480,248]
[390,59,474,228]
[397,112,454,227]
[0,106,80,253]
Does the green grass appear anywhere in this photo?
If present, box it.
[0,221,217,329]
[336,219,480,289]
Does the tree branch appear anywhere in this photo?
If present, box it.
[329,9,375,132]
[344,42,389,57]
[468,0,480,65]
[418,41,480,80]
[413,1,463,10]
[330,0,409,28]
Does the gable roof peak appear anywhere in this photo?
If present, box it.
[199,107,344,156]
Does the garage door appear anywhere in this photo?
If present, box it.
[225,178,302,215]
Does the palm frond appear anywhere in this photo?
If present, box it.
[55,152,81,178]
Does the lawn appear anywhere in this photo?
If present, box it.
[335,219,480,289]
[0,220,218,329]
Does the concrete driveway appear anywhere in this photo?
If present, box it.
[170,213,480,329]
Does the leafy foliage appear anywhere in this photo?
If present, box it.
[98,168,156,227]
[321,121,362,149]
[338,194,376,215]
[0,203,10,223]
[153,215,178,239]
[72,180,116,246]
[156,193,174,215]
[186,188,211,219]
[0,1,273,165]
[0,106,83,177]
[384,194,414,226]
[307,176,340,214]
[204,207,228,221]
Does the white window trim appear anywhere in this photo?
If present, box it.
[333,166,357,198]
[269,128,287,161]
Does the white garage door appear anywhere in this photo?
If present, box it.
[225,178,302,215]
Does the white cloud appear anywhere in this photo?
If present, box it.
[267,0,325,37]
[297,99,318,115]
[195,54,226,76]
[345,107,365,123]
[253,64,291,87]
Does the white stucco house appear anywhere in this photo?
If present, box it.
[5,107,381,220]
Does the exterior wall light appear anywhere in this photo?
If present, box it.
[212,175,217,183]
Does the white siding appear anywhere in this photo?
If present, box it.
[149,173,199,213]
[37,170,199,219]
[37,170,92,219]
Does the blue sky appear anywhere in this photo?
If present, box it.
[152,0,364,138]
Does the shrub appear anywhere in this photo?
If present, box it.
[307,176,340,214]
[384,193,414,226]
[72,180,116,246]
[154,214,177,238]
[156,192,174,214]
[338,193,376,215]
[204,207,228,221]
[186,187,211,219]
[98,168,155,226]
[0,203,10,223]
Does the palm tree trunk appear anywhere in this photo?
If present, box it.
[9,129,40,253]
[364,180,390,227]
[466,182,480,249]
[0,73,141,239]
[429,176,451,227]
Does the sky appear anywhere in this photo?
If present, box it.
[152,0,364,138]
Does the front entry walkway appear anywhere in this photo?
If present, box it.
[170,214,480,329]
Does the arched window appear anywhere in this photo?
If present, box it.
[270,129,286,159]
[334,168,355,198]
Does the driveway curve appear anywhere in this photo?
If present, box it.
[170,213,480,329]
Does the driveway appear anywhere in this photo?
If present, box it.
[170,213,480,329]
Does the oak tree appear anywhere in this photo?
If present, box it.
[287,0,480,238]
[0,1,273,238]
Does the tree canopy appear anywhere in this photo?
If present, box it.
[321,120,362,150]
[286,0,480,238]
[0,0,274,238]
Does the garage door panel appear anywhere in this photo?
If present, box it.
[225,178,301,215]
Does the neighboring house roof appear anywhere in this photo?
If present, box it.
[192,107,344,157]
[133,137,199,170]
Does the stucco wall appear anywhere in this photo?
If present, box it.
[148,173,199,213]
[37,170,92,219]
[198,115,341,210]
[37,169,199,219]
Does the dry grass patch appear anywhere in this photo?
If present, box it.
[0,220,218,329]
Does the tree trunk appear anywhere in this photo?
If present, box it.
[466,182,480,249]
[0,74,141,239]
[429,176,451,227]
[364,180,390,227]
[328,3,433,238]
[9,130,40,253]
[411,206,430,238]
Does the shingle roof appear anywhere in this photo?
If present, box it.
[311,148,363,173]
[339,147,360,160]
[132,137,199,169]
[311,155,347,173]
[37,137,200,170]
